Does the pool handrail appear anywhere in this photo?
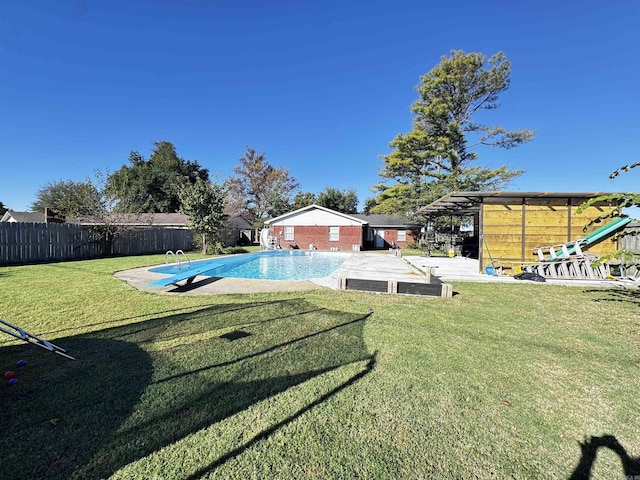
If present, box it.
[165,250,191,272]
[176,249,191,269]
[166,250,178,264]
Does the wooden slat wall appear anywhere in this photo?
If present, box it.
[524,206,570,260]
[481,201,620,268]
[482,204,523,261]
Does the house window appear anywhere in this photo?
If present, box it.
[284,226,294,241]
[329,226,339,242]
[397,230,406,241]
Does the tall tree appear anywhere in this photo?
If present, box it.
[31,180,99,215]
[362,197,378,215]
[367,184,414,215]
[373,50,535,216]
[30,180,102,217]
[290,192,316,211]
[106,141,209,213]
[178,177,228,254]
[0,201,9,216]
[225,147,299,227]
[39,171,146,255]
[316,187,358,214]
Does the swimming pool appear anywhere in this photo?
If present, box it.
[148,250,349,283]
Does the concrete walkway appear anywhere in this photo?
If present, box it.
[403,254,631,288]
[312,252,428,289]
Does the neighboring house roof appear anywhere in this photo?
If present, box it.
[265,204,368,225]
[0,211,191,227]
[351,213,419,228]
[142,213,189,227]
[74,213,189,227]
[227,215,253,229]
[1,210,45,223]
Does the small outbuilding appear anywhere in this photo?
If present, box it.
[418,191,627,273]
[221,215,255,246]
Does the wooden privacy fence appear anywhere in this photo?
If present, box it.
[0,223,193,265]
[621,221,640,253]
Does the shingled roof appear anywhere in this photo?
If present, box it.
[74,213,189,226]
[0,211,45,223]
[351,213,419,228]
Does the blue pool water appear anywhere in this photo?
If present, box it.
[149,250,349,281]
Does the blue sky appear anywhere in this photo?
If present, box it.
[1,0,639,214]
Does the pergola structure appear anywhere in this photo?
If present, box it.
[417,191,624,273]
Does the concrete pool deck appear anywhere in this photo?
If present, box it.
[403,254,631,288]
[114,251,629,295]
[114,252,429,295]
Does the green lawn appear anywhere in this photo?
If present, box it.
[0,255,638,479]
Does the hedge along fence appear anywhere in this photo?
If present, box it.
[0,222,194,265]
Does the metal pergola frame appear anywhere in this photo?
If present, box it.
[416,191,614,217]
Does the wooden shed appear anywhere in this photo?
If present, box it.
[418,192,626,273]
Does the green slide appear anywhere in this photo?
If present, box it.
[544,215,631,261]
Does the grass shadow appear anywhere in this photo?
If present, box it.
[185,352,377,480]
[0,337,152,480]
[0,298,372,479]
[583,288,640,307]
[568,435,640,479]
[43,299,297,338]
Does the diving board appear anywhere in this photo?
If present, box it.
[148,263,216,287]
[148,259,235,287]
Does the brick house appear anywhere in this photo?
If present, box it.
[264,205,419,251]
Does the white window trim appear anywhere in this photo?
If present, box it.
[329,226,340,242]
[284,226,294,241]
[397,230,406,241]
